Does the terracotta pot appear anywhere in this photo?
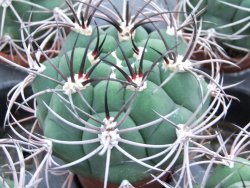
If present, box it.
[0,35,63,68]
[77,172,172,188]
[191,50,250,73]
[0,52,28,67]
[0,50,59,68]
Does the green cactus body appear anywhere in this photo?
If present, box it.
[185,0,250,49]
[0,178,14,188]
[83,112,150,182]
[105,26,148,42]
[0,0,64,40]
[60,29,104,54]
[0,1,31,39]
[227,181,250,188]
[106,26,149,60]
[232,0,250,48]
[30,0,65,21]
[206,157,250,188]
[44,84,93,176]
[32,23,211,184]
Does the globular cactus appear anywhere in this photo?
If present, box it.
[0,0,67,65]
[31,0,212,186]
[0,0,66,40]
[206,157,250,187]
[179,0,250,53]
[193,122,250,188]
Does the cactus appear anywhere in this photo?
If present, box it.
[190,122,250,188]
[0,0,67,39]
[3,0,250,187]
[0,0,67,65]
[178,0,250,53]
[30,0,215,185]
[206,157,250,187]
[0,178,14,188]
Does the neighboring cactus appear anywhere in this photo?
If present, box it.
[0,139,32,188]
[206,157,250,187]
[190,122,250,188]
[178,0,250,53]
[0,177,14,188]
[0,0,67,65]
[0,0,67,39]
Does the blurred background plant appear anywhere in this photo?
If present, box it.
[0,0,70,67]
[177,0,250,72]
